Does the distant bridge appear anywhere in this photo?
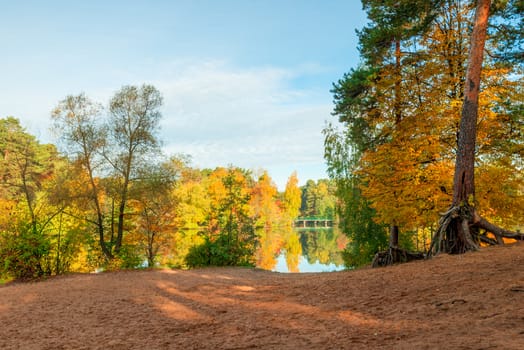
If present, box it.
[293,217,334,228]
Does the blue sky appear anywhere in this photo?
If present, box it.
[0,1,367,189]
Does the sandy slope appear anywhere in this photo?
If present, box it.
[1,243,523,349]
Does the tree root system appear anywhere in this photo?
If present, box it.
[371,204,522,268]
[428,204,524,257]
[371,246,424,268]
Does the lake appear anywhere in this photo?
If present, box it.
[255,228,347,273]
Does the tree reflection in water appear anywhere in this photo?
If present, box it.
[256,227,347,273]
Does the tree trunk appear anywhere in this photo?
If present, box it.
[87,162,112,260]
[389,39,401,251]
[452,0,490,207]
[115,158,132,254]
[394,39,402,125]
[430,0,491,255]
[390,225,399,248]
[371,39,405,267]
[115,193,127,253]
[148,231,156,268]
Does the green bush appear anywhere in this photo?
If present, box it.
[342,229,419,268]
[185,235,255,268]
[114,244,143,269]
[342,246,375,268]
[0,225,51,280]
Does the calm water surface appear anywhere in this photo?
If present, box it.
[256,228,347,273]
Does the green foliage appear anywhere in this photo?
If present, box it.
[45,219,91,275]
[159,229,202,268]
[300,229,346,267]
[184,235,255,268]
[324,123,389,267]
[109,244,143,270]
[338,182,388,267]
[1,114,346,274]
[359,0,444,65]
[186,167,257,268]
[299,179,336,218]
[52,85,164,259]
[399,230,417,252]
[489,0,524,66]
[326,0,524,263]
[0,224,51,280]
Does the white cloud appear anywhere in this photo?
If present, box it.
[1,59,330,189]
[154,60,330,186]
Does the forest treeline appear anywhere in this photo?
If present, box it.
[325,0,523,266]
[0,97,336,279]
[2,0,522,279]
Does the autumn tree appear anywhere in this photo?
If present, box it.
[128,159,177,267]
[361,0,451,255]
[106,84,163,254]
[51,94,112,259]
[327,0,523,265]
[249,171,287,270]
[249,171,280,231]
[185,167,256,267]
[213,167,254,249]
[168,161,209,267]
[326,0,446,264]
[43,161,92,275]
[171,157,209,230]
[0,118,64,278]
[429,0,524,254]
[324,124,389,267]
[282,171,302,220]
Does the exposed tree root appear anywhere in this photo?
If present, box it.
[372,205,522,267]
[427,204,524,257]
[473,212,524,240]
[371,246,424,268]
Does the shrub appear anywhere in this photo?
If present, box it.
[0,225,51,280]
[115,244,143,269]
[185,235,255,268]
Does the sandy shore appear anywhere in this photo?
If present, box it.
[1,242,523,349]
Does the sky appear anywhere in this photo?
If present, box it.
[0,0,367,190]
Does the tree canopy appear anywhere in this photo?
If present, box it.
[1,111,322,278]
[325,0,523,265]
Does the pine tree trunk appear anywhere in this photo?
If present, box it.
[390,225,399,248]
[452,0,490,207]
[390,39,401,250]
[432,0,491,255]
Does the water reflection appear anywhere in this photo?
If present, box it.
[255,227,347,273]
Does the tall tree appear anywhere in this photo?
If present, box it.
[186,166,256,267]
[0,118,62,232]
[357,0,444,252]
[324,124,388,266]
[429,0,524,254]
[327,0,523,264]
[282,172,301,221]
[51,95,112,259]
[106,84,163,253]
[0,118,40,230]
[249,171,279,231]
[0,118,61,278]
[326,0,443,264]
[129,160,177,267]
